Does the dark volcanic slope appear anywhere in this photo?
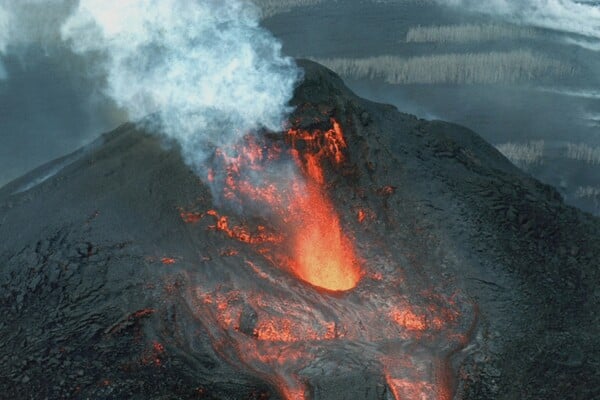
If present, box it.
[0,60,598,400]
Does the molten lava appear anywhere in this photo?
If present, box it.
[200,119,362,292]
[287,119,347,184]
[178,118,475,400]
[284,120,361,291]
[204,209,283,245]
[288,183,360,291]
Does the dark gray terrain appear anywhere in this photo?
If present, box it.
[0,61,598,399]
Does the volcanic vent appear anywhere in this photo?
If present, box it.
[179,109,476,399]
[0,60,598,400]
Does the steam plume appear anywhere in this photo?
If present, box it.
[405,23,538,43]
[495,140,545,167]
[60,0,300,169]
[0,0,300,171]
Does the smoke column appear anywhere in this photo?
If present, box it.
[0,0,300,171]
[60,0,300,169]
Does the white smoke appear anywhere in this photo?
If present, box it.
[440,0,600,43]
[537,87,600,99]
[0,0,300,170]
[60,0,300,169]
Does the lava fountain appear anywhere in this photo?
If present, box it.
[180,118,475,399]
[205,118,362,292]
[288,182,360,291]
[286,120,361,291]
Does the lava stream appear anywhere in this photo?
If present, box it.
[179,119,473,400]
[288,182,360,291]
[207,119,362,292]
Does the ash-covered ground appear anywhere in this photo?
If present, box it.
[0,61,598,399]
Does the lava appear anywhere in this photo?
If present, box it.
[357,209,366,223]
[390,308,428,332]
[385,377,443,400]
[201,120,362,292]
[204,209,283,245]
[288,183,360,291]
[179,118,474,399]
[253,317,336,342]
[287,119,348,168]
[286,121,361,290]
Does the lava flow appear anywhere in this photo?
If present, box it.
[204,119,362,292]
[288,183,359,291]
[286,120,361,291]
[180,118,475,400]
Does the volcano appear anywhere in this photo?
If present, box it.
[0,60,598,400]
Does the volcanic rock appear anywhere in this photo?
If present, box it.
[0,60,598,399]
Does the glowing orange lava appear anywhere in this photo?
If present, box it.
[391,308,428,332]
[385,376,441,400]
[197,119,362,292]
[177,118,474,400]
[284,119,361,291]
[288,183,360,291]
[204,209,283,245]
